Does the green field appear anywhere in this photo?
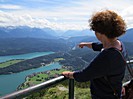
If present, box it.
[19,69,67,89]
[54,58,65,62]
[20,68,91,99]
[0,59,24,68]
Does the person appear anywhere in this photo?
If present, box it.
[62,10,127,99]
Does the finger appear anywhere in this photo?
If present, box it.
[79,45,83,48]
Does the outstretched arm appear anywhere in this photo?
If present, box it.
[78,42,93,49]
[79,42,103,51]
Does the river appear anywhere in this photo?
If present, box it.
[0,52,62,96]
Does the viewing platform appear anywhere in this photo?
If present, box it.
[1,60,133,99]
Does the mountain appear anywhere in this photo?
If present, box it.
[61,29,94,38]
[0,26,57,39]
[68,36,97,44]
[61,28,133,42]
[0,38,70,56]
[120,28,133,42]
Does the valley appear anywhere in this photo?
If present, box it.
[0,26,133,98]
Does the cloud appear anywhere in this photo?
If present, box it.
[0,11,49,27]
[0,10,86,30]
[0,0,133,30]
[0,4,23,10]
[121,6,133,29]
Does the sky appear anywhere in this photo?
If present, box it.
[0,0,133,30]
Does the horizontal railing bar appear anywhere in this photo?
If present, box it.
[126,60,133,64]
[0,76,67,99]
[123,80,131,86]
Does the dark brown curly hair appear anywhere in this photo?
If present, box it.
[89,10,126,38]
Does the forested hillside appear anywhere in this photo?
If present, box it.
[0,38,70,56]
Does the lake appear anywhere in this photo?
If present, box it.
[0,52,54,63]
[0,52,62,96]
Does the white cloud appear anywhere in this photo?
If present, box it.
[0,10,86,30]
[120,6,133,29]
[0,0,133,30]
[0,4,22,9]
[0,11,49,27]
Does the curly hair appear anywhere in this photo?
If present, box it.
[89,10,126,38]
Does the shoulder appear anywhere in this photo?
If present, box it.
[103,48,120,56]
[93,48,124,63]
[92,48,114,61]
[99,48,117,55]
[99,48,122,59]
[102,48,125,63]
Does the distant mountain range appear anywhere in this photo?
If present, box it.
[120,28,133,42]
[0,26,132,41]
[0,26,57,39]
[0,26,95,39]
[0,26,133,60]
[0,26,132,49]
[65,28,133,43]
[61,29,95,38]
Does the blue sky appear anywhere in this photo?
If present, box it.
[0,0,133,30]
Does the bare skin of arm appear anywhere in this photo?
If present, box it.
[78,42,93,49]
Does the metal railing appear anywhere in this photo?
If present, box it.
[123,59,133,86]
[0,76,74,99]
[1,59,133,99]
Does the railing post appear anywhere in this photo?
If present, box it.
[69,79,74,99]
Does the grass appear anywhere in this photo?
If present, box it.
[0,59,24,68]
[49,69,66,75]
[75,87,91,99]
[54,58,65,62]
[19,69,67,89]
[28,73,49,84]
[21,68,91,99]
